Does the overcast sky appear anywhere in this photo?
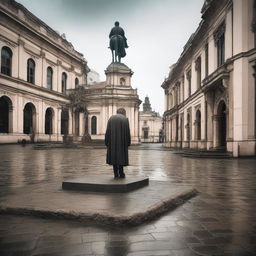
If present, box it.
[17,0,204,114]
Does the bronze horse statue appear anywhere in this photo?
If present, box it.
[109,21,128,63]
[109,35,126,63]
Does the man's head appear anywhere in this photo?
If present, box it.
[115,21,119,26]
[117,108,126,116]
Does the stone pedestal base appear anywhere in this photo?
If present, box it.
[62,175,149,193]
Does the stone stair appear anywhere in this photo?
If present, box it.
[175,147,233,158]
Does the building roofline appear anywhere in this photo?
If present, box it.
[163,0,231,87]
[0,0,86,61]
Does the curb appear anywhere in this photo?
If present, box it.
[0,189,198,226]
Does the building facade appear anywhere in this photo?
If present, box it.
[162,0,256,157]
[0,0,90,143]
[78,62,141,144]
[87,69,100,85]
[139,96,163,143]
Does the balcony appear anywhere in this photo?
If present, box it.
[202,64,229,93]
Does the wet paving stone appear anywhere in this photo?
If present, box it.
[0,144,256,255]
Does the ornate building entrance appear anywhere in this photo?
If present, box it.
[217,101,227,148]
[23,103,36,134]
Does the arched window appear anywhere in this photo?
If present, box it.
[27,58,35,84]
[62,72,67,93]
[1,46,12,76]
[120,77,126,86]
[45,108,54,134]
[187,113,190,141]
[75,78,79,88]
[91,116,97,135]
[47,67,53,90]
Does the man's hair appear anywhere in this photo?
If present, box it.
[117,108,126,116]
[115,21,119,26]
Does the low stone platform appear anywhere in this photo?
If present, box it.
[62,175,149,193]
[0,178,198,226]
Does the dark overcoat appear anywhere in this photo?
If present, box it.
[105,114,131,166]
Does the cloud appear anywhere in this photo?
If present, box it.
[17,0,204,114]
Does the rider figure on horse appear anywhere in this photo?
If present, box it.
[109,21,128,62]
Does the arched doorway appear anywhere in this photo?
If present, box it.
[45,108,54,134]
[23,103,36,134]
[196,110,201,140]
[91,116,97,135]
[61,109,69,135]
[186,113,191,141]
[175,114,179,142]
[0,96,12,133]
[217,101,227,148]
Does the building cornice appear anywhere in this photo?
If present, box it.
[0,73,69,103]
[0,0,87,66]
[162,0,232,89]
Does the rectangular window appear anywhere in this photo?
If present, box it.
[182,76,184,102]
[144,130,148,139]
[205,43,209,76]
[195,56,201,90]
[217,34,225,67]
[186,70,191,97]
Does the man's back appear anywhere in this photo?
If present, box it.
[109,26,125,38]
[105,114,131,166]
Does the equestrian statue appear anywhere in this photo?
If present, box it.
[109,21,128,63]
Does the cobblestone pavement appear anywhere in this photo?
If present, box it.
[0,144,256,256]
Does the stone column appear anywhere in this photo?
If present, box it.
[134,106,139,141]
[102,105,106,135]
[79,112,84,136]
[253,63,256,139]
[205,92,214,149]
[68,109,73,135]
[14,95,22,134]
[203,100,207,141]
[130,105,135,138]
[38,102,44,135]
[57,108,62,141]
[213,115,220,148]
[8,104,14,133]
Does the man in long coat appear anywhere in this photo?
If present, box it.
[105,108,131,178]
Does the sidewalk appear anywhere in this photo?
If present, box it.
[0,177,197,226]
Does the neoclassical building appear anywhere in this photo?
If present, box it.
[162,0,256,157]
[139,96,163,143]
[0,0,89,144]
[78,62,141,144]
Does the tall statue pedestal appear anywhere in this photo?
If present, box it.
[84,62,141,144]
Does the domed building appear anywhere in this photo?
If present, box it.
[139,96,163,143]
[76,62,141,144]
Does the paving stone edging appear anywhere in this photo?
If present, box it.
[0,189,198,226]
